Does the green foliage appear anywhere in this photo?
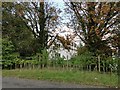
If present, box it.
[70,46,96,69]
[2,3,38,57]
[41,49,49,64]
[2,38,16,61]
[2,40,118,73]
[2,38,19,69]
[2,39,15,55]
[56,56,64,67]
[1,36,118,73]
[50,51,65,67]
[104,57,118,72]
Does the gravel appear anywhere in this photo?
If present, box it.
[2,77,106,88]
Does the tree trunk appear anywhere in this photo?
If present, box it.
[39,1,48,51]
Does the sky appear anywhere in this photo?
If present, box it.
[49,0,70,24]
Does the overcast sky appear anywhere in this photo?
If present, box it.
[51,0,71,27]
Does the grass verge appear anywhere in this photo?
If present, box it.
[2,68,118,88]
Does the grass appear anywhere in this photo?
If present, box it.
[2,68,118,88]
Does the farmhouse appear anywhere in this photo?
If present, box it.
[48,26,83,60]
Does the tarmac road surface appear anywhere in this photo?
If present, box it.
[2,77,106,88]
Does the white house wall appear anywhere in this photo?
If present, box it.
[48,26,84,60]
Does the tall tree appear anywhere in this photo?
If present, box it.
[2,1,61,54]
[111,21,120,57]
[65,2,120,56]
[65,2,120,72]
[2,3,37,56]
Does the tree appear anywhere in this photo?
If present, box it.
[56,34,76,51]
[2,1,61,55]
[2,3,37,57]
[65,2,120,72]
[65,2,119,56]
[111,24,120,58]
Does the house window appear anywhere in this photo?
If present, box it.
[74,43,77,47]
[58,44,60,47]
[55,53,60,57]
[71,42,74,46]
[72,43,77,48]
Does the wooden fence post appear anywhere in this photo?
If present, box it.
[98,55,101,72]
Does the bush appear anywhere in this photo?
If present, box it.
[103,57,118,72]
[69,46,96,71]
[2,38,17,69]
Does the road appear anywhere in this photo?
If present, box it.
[2,77,106,88]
